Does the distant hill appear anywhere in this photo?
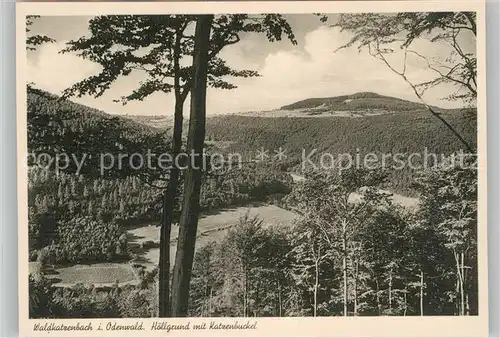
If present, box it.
[119,114,175,130]
[280,92,451,114]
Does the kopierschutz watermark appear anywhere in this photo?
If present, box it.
[300,148,477,172]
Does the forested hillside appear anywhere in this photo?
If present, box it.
[28,86,478,319]
[206,109,476,196]
[28,87,169,178]
[124,92,476,196]
[27,11,480,320]
[27,88,293,265]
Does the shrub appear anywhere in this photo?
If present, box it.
[50,217,128,264]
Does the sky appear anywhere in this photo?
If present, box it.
[26,15,476,116]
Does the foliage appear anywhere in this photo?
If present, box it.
[29,270,158,319]
[184,160,477,317]
[26,16,55,51]
[60,14,296,102]
[335,12,477,105]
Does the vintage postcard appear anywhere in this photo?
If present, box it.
[16,1,488,337]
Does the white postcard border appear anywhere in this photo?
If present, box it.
[16,1,488,337]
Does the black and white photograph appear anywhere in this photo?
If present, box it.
[17,1,488,337]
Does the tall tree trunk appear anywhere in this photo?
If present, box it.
[314,258,319,317]
[419,270,424,316]
[460,252,465,316]
[170,15,213,317]
[388,269,393,314]
[342,220,348,316]
[403,289,407,316]
[158,27,185,317]
[354,260,358,315]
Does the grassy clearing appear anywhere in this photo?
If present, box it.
[128,204,298,270]
[46,263,137,287]
[30,205,298,285]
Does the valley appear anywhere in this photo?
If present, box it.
[29,170,417,288]
[27,87,476,317]
[30,204,299,287]
[25,11,480,319]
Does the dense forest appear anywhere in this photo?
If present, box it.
[30,159,478,317]
[27,88,292,265]
[205,108,476,196]
[28,87,478,318]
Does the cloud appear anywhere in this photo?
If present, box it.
[27,41,101,95]
[27,41,175,115]
[206,26,466,113]
[27,26,470,116]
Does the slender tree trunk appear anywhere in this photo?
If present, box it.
[342,221,348,316]
[255,276,260,317]
[466,292,470,316]
[465,255,471,315]
[376,278,381,315]
[388,269,393,314]
[454,250,465,316]
[244,268,248,317]
[419,270,424,316]
[209,287,213,315]
[460,252,465,316]
[314,258,319,317]
[158,188,173,317]
[403,289,407,316]
[277,274,282,317]
[354,260,358,316]
[203,277,209,317]
[170,15,213,317]
[158,27,185,318]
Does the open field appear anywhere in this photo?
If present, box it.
[127,204,299,271]
[29,262,137,287]
[30,204,299,286]
[291,173,419,210]
[29,194,416,287]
